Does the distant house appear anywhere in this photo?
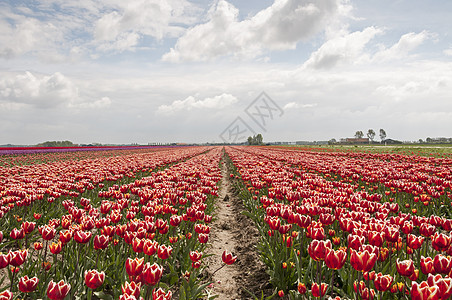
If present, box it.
[382,139,402,144]
[344,138,369,144]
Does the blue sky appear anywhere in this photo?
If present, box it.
[1,0,451,144]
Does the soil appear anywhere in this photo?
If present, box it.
[204,153,271,299]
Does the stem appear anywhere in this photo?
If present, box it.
[10,268,16,292]
[211,264,226,277]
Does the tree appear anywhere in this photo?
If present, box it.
[367,129,376,142]
[379,129,387,141]
[328,138,337,145]
[247,134,264,145]
[255,134,263,145]
[355,131,364,139]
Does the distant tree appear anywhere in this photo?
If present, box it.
[426,137,432,143]
[355,131,364,139]
[328,138,337,145]
[379,129,387,141]
[418,139,424,144]
[37,140,76,147]
[247,134,264,145]
[255,134,263,145]
[367,129,376,142]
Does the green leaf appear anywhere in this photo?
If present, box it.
[93,291,114,300]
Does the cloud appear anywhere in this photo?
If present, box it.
[303,26,383,69]
[283,102,317,110]
[157,93,238,114]
[70,97,112,109]
[373,31,431,62]
[0,71,78,108]
[94,0,199,52]
[162,0,346,62]
[444,48,452,56]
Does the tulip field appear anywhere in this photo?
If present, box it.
[1,145,452,299]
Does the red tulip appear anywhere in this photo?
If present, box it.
[10,228,25,240]
[132,238,145,253]
[368,231,384,247]
[396,258,415,277]
[421,256,435,275]
[419,223,436,238]
[157,245,172,260]
[125,257,145,277]
[143,262,163,286]
[143,240,158,256]
[18,275,39,293]
[85,269,105,289]
[9,249,27,267]
[308,240,332,261]
[198,233,209,244]
[47,280,71,300]
[74,230,92,244]
[93,234,109,250]
[39,225,56,241]
[407,234,424,250]
[434,254,452,275]
[0,290,12,300]
[0,252,10,269]
[432,232,451,252]
[411,281,439,300]
[374,273,393,292]
[121,281,141,299]
[350,249,377,272]
[189,251,202,262]
[348,234,365,250]
[298,282,307,294]
[384,226,399,243]
[427,273,452,300]
[325,248,347,270]
[21,221,36,235]
[311,282,328,298]
[152,287,172,300]
[49,241,63,255]
[222,250,237,265]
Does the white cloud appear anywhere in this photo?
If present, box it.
[444,48,452,56]
[0,71,78,108]
[163,0,346,62]
[284,102,317,110]
[373,31,431,62]
[157,93,238,114]
[94,0,199,52]
[303,26,383,69]
[70,96,112,109]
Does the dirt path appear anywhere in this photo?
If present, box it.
[205,151,271,299]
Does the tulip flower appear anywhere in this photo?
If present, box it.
[198,233,209,244]
[222,250,237,265]
[157,245,172,260]
[308,240,332,261]
[427,273,452,300]
[47,280,71,300]
[350,249,377,272]
[142,262,163,286]
[411,281,439,300]
[0,290,12,300]
[74,230,92,244]
[311,282,328,298]
[298,282,307,294]
[85,269,105,289]
[432,232,451,252]
[39,225,56,241]
[0,252,10,269]
[21,221,36,235]
[10,228,25,240]
[49,241,63,255]
[419,223,436,238]
[434,254,452,275]
[9,249,27,267]
[407,234,424,250]
[421,256,434,275]
[143,240,158,256]
[125,257,145,277]
[374,273,393,292]
[396,258,415,277]
[121,281,141,299]
[325,248,347,270]
[152,287,172,300]
[348,234,365,250]
[368,231,384,247]
[59,230,72,245]
[93,234,109,250]
[189,251,202,262]
[18,275,39,293]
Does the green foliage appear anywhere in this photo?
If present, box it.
[36,140,76,147]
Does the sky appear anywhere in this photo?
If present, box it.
[1,0,452,145]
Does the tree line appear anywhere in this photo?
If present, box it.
[354,129,387,142]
